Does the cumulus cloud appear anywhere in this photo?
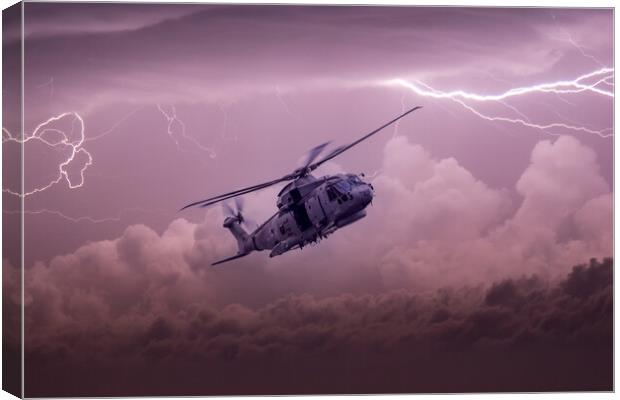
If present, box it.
[377,136,512,242]
[17,133,613,311]
[369,135,612,288]
[513,135,609,228]
[17,134,612,298]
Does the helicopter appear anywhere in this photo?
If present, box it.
[181,106,422,265]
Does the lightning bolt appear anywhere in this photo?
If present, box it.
[218,103,238,142]
[156,104,217,158]
[85,106,145,142]
[391,91,407,138]
[2,112,93,197]
[2,103,223,230]
[2,104,220,227]
[563,33,606,68]
[275,85,294,116]
[35,77,54,100]
[3,207,168,224]
[549,11,607,69]
[383,67,614,138]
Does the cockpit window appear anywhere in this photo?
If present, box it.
[334,180,351,193]
[326,179,353,202]
[346,175,362,185]
[327,186,337,201]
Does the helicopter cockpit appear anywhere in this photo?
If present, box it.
[325,174,367,203]
[346,174,364,184]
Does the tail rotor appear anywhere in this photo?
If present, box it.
[223,197,256,229]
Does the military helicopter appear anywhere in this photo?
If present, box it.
[181,106,422,265]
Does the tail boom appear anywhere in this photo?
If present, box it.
[214,216,256,266]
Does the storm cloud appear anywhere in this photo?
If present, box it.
[14,256,612,396]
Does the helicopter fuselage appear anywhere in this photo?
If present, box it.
[234,173,374,258]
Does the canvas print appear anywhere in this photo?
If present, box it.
[2,2,613,397]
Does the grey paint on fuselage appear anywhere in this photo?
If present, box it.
[230,173,374,258]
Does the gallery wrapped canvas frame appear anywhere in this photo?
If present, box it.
[2,1,614,397]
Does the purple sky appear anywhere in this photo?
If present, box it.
[2,3,613,396]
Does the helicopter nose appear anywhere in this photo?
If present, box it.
[357,183,373,207]
[364,183,374,203]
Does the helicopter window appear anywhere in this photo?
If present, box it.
[348,175,362,185]
[327,181,353,202]
[335,180,351,192]
[329,185,342,196]
[327,187,337,202]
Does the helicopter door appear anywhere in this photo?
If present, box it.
[305,192,326,228]
[292,203,312,231]
[286,187,312,231]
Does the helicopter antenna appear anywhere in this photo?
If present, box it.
[180,106,422,211]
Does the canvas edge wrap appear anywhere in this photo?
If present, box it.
[2,1,24,398]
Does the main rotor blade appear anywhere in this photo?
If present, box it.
[303,141,331,168]
[234,197,244,214]
[223,201,235,216]
[317,144,346,163]
[309,106,422,171]
[197,181,280,208]
[181,106,421,212]
[180,177,287,211]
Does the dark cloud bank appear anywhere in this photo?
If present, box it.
[5,257,612,396]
